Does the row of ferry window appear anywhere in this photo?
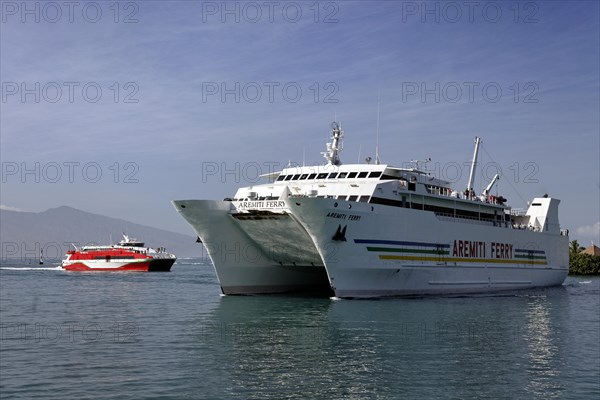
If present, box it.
[276,171,383,181]
[335,195,370,202]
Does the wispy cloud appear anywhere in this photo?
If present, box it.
[576,222,600,240]
[0,204,25,212]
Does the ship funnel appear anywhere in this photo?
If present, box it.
[526,197,561,234]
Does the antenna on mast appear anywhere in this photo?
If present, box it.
[375,90,381,165]
[302,147,306,167]
[466,136,481,199]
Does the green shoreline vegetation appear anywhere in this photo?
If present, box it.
[569,240,600,275]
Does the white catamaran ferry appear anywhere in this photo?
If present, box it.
[173,122,569,298]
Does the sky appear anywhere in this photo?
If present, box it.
[1,0,599,245]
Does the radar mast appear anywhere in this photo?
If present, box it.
[322,121,344,166]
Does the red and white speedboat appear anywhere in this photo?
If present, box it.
[62,235,176,272]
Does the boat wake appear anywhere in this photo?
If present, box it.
[0,266,63,271]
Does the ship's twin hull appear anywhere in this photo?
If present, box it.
[172,200,331,294]
[173,198,569,298]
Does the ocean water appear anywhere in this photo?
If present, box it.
[0,259,598,400]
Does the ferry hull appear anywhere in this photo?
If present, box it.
[172,200,332,295]
[218,265,331,295]
[322,265,568,298]
[173,197,569,298]
[286,197,569,298]
[62,258,175,272]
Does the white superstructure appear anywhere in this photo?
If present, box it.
[173,123,569,297]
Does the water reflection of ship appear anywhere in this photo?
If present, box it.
[199,297,389,399]
[521,287,570,397]
[199,288,569,399]
[327,289,570,398]
[202,296,332,344]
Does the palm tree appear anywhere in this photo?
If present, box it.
[570,240,581,255]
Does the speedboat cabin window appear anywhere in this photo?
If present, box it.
[369,171,382,178]
[328,172,338,179]
[358,171,368,178]
[348,172,358,178]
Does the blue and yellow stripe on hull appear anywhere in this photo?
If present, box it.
[355,239,548,266]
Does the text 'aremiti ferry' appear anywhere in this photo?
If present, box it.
[173,122,569,298]
[62,234,176,272]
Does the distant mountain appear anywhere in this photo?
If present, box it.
[0,206,202,260]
